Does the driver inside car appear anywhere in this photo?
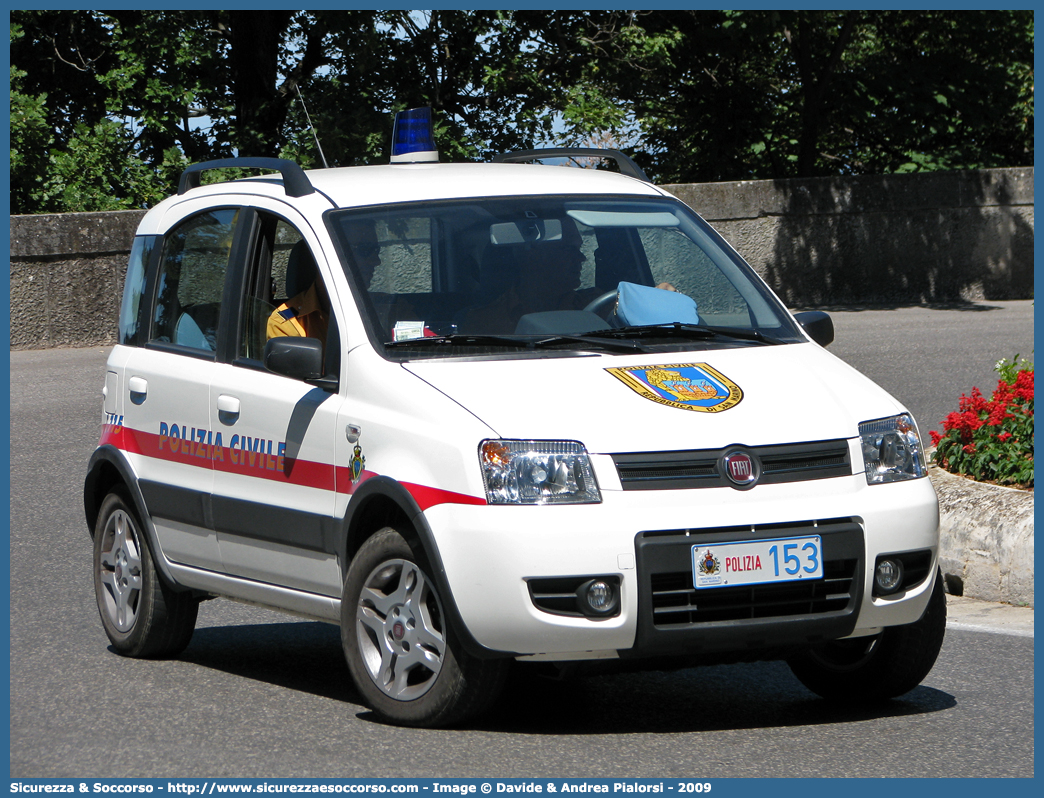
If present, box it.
[463,217,676,334]
[267,240,330,352]
[461,218,595,334]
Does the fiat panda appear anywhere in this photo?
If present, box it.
[84,108,944,727]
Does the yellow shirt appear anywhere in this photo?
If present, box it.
[266,284,329,346]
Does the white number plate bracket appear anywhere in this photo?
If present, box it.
[692,535,823,589]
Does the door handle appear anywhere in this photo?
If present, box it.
[217,394,241,425]
[128,376,148,404]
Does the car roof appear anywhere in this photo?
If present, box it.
[305,162,666,209]
[137,160,671,235]
[171,161,663,207]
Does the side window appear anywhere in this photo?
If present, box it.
[119,235,158,346]
[239,217,337,378]
[238,219,298,362]
[151,209,239,352]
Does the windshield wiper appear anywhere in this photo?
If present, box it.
[384,324,779,352]
[385,334,534,349]
[582,322,782,345]
[385,333,644,353]
[531,334,645,353]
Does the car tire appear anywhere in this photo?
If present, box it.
[341,526,509,727]
[787,570,947,701]
[93,487,198,658]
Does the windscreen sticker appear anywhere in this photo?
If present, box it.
[393,321,427,341]
[605,363,743,412]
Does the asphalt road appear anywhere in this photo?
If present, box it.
[825,299,1034,434]
[8,301,1035,779]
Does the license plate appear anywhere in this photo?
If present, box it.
[692,535,823,589]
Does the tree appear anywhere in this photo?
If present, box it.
[831,10,1035,173]
[10,24,54,212]
[10,10,228,211]
[577,10,1034,182]
[9,9,1034,213]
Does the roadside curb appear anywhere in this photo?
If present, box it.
[945,594,1034,637]
[931,465,1034,608]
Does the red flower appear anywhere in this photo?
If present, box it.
[986,402,1009,425]
[934,365,1032,486]
[1014,370,1034,402]
[959,411,984,434]
[959,387,989,414]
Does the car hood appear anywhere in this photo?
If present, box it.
[402,343,907,454]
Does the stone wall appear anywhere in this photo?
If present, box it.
[932,465,1034,607]
[664,167,1034,306]
[9,167,1033,349]
[10,210,145,349]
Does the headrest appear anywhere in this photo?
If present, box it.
[285,240,318,298]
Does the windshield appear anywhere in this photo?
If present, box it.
[326,195,804,358]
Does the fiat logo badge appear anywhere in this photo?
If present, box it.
[721,450,760,489]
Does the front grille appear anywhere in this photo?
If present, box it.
[612,439,852,491]
[628,518,865,658]
[638,518,863,628]
[651,557,858,626]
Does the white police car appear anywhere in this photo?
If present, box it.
[85,108,944,727]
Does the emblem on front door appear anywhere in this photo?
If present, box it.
[350,444,366,483]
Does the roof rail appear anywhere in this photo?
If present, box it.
[492,148,650,183]
[178,157,314,197]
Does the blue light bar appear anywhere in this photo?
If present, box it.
[390,107,439,163]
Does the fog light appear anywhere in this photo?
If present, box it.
[875,558,904,594]
[575,579,619,617]
[586,580,612,610]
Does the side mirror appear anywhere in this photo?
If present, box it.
[264,337,324,381]
[793,311,834,348]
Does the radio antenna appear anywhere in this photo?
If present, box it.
[294,83,329,169]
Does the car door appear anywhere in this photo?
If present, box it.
[208,209,343,597]
[119,206,243,570]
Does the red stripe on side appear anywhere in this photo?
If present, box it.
[103,425,486,507]
[107,427,336,490]
[332,469,484,507]
[334,466,376,495]
[403,482,487,510]
[214,449,335,491]
[99,424,143,454]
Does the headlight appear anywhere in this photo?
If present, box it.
[859,413,927,484]
[479,440,602,505]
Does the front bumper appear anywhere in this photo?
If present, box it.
[629,517,864,658]
[423,472,939,660]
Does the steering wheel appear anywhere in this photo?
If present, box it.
[583,289,618,320]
